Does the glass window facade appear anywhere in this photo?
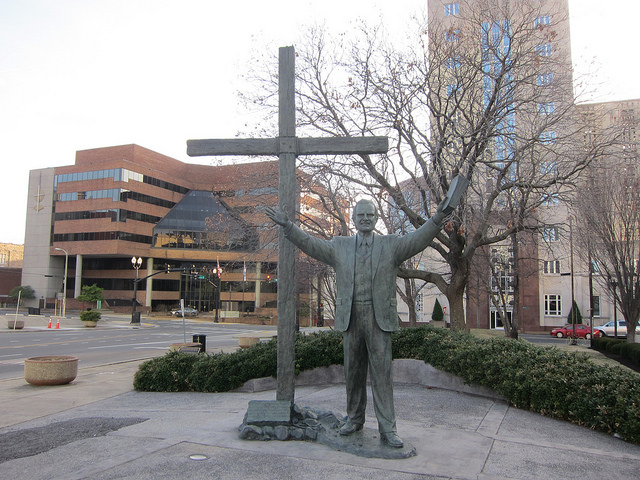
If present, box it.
[540,161,558,175]
[545,294,562,316]
[444,3,459,16]
[53,231,153,244]
[543,260,561,274]
[542,227,559,242]
[153,190,259,251]
[445,29,460,42]
[537,72,553,86]
[54,168,188,194]
[536,44,553,56]
[540,131,557,144]
[57,189,176,209]
[534,15,551,28]
[54,209,162,224]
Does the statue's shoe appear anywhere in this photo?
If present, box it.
[380,432,404,448]
[339,421,363,436]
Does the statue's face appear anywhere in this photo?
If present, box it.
[353,201,378,233]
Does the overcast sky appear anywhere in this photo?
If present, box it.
[1,0,638,245]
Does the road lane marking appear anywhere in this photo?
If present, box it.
[0,333,144,350]
[88,341,175,349]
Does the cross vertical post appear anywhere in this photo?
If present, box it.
[276,46,297,403]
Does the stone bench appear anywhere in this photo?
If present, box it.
[169,342,203,354]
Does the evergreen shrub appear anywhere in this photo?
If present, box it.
[133,325,640,444]
[592,336,640,367]
[432,298,444,322]
[567,300,583,324]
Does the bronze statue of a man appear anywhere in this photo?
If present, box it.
[266,177,467,448]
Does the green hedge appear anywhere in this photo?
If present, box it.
[134,326,640,444]
[134,331,343,393]
[592,336,640,367]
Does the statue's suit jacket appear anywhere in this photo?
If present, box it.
[283,217,442,332]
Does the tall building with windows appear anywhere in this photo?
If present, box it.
[423,1,639,333]
[425,0,579,332]
[22,144,314,319]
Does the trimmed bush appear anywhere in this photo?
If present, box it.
[80,310,101,322]
[134,325,640,444]
[432,299,444,322]
[133,331,342,393]
[592,336,640,368]
[133,351,200,392]
[295,330,343,373]
[567,300,583,324]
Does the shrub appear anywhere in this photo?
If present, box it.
[134,331,343,393]
[9,285,35,303]
[295,330,343,372]
[592,337,640,368]
[77,284,104,305]
[134,325,640,444]
[133,351,199,392]
[567,300,583,324]
[80,310,101,322]
[432,299,444,322]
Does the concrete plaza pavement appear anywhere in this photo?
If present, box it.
[2,315,640,479]
[2,359,640,479]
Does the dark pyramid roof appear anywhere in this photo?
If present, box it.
[154,190,248,234]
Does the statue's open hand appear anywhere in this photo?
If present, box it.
[265,207,289,227]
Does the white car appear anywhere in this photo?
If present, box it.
[170,307,198,317]
[594,320,640,337]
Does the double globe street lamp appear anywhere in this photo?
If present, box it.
[131,256,143,325]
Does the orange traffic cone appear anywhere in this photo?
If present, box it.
[47,318,52,329]
[55,318,60,329]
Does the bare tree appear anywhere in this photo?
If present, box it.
[242,1,610,331]
[573,154,640,344]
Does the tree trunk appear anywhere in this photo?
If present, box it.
[403,278,418,327]
[447,273,468,332]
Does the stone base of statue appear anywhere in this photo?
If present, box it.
[238,400,416,459]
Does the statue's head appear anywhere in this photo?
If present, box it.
[352,199,378,234]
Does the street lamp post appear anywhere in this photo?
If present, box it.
[609,278,619,338]
[131,256,143,325]
[54,247,68,318]
[214,264,222,323]
[569,218,577,345]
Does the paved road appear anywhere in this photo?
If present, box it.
[0,316,277,380]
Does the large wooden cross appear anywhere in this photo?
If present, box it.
[187,46,388,404]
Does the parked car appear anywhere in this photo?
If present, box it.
[170,307,198,317]
[594,320,640,337]
[550,324,601,339]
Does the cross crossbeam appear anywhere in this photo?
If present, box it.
[187,136,388,157]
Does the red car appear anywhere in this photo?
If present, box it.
[550,324,601,339]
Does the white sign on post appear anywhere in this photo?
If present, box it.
[180,299,186,342]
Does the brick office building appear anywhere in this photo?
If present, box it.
[21,144,305,318]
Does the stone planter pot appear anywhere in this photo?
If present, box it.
[83,321,98,328]
[7,319,24,329]
[238,337,260,348]
[24,355,79,386]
